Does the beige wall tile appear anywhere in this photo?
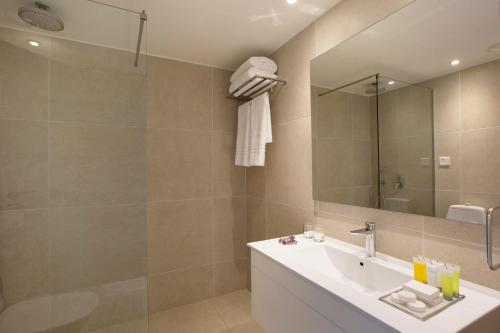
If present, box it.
[396,85,433,138]
[462,127,500,193]
[317,91,351,139]
[50,60,146,127]
[246,167,266,198]
[398,134,433,190]
[0,120,48,210]
[213,69,238,133]
[148,266,214,313]
[0,209,48,304]
[214,132,246,197]
[214,259,248,296]
[315,0,414,55]
[49,205,147,293]
[435,131,460,190]
[426,72,460,133]
[0,28,48,121]
[461,59,500,130]
[267,118,314,210]
[318,214,365,247]
[267,202,314,239]
[376,224,423,261]
[147,57,212,130]
[434,190,460,219]
[315,138,353,189]
[352,95,372,141]
[247,198,266,243]
[270,25,316,124]
[424,235,500,290]
[147,128,212,201]
[214,197,247,263]
[50,122,146,206]
[352,140,372,186]
[148,199,212,275]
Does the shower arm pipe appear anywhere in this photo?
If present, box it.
[86,1,147,67]
[318,73,380,97]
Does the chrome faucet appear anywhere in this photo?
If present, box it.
[350,222,376,257]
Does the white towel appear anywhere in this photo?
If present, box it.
[235,93,272,167]
[230,57,277,83]
[229,68,277,97]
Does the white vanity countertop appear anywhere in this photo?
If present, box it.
[248,236,500,333]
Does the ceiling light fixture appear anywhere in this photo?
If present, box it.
[287,0,297,4]
[487,42,500,52]
[450,59,460,66]
[388,81,395,85]
[28,40,40,47]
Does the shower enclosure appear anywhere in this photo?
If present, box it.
[0,1,148,332]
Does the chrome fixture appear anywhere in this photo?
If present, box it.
[228,76,287,101]
[350,222,376,257]
[18,2,64,31]
[486,207,500,271]
[395,175,404,192]
[87,0,147,67]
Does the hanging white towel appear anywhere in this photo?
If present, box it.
[230,57,277,83]
[229,68,277,97]
[235,100,252,167]
[235,93,272,167]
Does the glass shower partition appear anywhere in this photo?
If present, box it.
[0,1,148,332]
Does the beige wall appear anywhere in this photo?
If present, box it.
[146,56,247,313]
[246,0,500,291]
[425,58,500,219]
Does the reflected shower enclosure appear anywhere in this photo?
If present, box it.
[312,75,434,215]
[0,1,148,331]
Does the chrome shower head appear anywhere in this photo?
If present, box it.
[18,2,64,31]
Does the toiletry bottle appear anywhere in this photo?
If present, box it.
[442,265,454,300]
[426,259,438,287]
[413,256,428,284]
[451,264,460,297]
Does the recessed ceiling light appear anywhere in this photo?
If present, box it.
[388,81,395,85]
[287,0,297,4]
[450,59,460,66]
[28,40,40,47]
[487,42,500,53]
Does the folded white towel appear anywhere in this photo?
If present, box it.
[229,68,277,97]
[235,93,272,167]
[231,57,277,83]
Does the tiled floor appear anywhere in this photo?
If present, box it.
[92,289,266,333]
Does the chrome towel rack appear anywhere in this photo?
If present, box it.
[486,207,500,271]
[228,75,287,101]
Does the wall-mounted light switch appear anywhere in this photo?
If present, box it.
[439,156,451,167]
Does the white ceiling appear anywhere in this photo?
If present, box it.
[311,0,500,91]
[0,0,341,69]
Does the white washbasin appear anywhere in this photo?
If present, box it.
[283,244,411,295]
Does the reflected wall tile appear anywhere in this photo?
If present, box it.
[396,85,433,138]
[317,91,351,139]
[0,119,48,210]
[434,190,460,219]
[147,128,212,201]
[425,72,460,133]
[214,259,248,296]
[213,69,239,133]
[352,140,372,186]
[398,135,433,189]
[462,127,500,194]
[50,61,146,127]
[148,199,212,275]
[0,209,49,304]
[49,205,147,293]
[214,198,247,263]
[214,132,246,197]
[147,57,212,130]
[315,138,353,189]
[461,59,500,130]
[267,118,314,210]
[378,92,399,139]
[50,122,146,207]
[267,202,314,239]
[352,94,372,141]
[435,132,460,190]
[270,25,315,124]
[148,266,214,313]
[0,28,49,121]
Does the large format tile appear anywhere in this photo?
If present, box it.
[147,57,212,130]
[49,204,147,293]
[213,69,238,133]
[425,72,460,133]
[246,167,266,199]
[0,119,48,210]
[267,202,314,239]
[148,266,214,313]
[49,122,146,207]
[434,131,460,191]
[213,197,247,262]
[0,28,49,121]
[246,197,266,243]
[376,224,423,262]
[148,128,212,201]
[214,132,246,197]
[267,118,314,210]
[148,199,212,274]
[316,90,351,139]
[214,259,248,296]
[0,209,49,304]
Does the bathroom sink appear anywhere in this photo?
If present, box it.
[283,244,411,295]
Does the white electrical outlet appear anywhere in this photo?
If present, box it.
[439,156,451,167]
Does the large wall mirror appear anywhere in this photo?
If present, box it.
[311,0,500,222]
